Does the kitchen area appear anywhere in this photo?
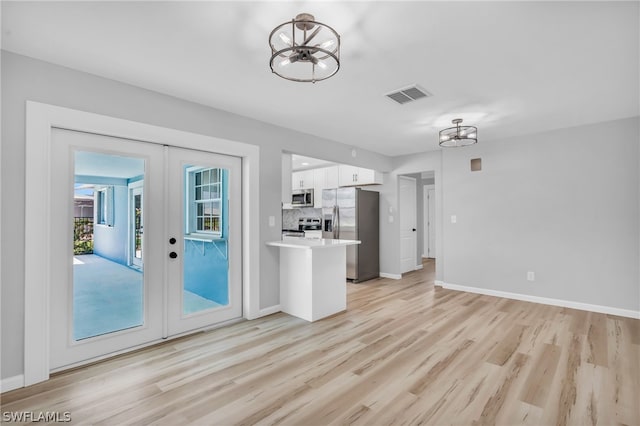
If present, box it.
[268,153,384,322]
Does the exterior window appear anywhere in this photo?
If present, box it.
[189,168,223,237]
[95,186,114,226]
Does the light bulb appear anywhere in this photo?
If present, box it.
[279,33,292,46]
[320,39,334,49]
[317,61,327,70]
[280,58,291,67]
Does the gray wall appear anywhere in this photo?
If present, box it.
[440,117,639,311]
[0,51,392,379]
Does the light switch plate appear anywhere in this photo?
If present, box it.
[451,215,457,223]
[268,216,275,227]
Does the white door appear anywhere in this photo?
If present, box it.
[50,129,242,370]
[50,129,165,369]
[166,147,242,336]
[399,176,417,273]
[427,187,436,258]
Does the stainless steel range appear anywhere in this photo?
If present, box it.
[298,217,322,239]
[281,217,323,240]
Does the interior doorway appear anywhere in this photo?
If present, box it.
[398,170,436,275]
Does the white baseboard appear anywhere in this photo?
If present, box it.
[257,305,281,317]
[415,264,423,270]
[1,374,24,393]
[441,282,640,319]
[380,272,402,280]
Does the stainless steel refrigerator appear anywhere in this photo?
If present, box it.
[322,188,379,282]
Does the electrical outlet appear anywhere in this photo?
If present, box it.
[268,216,275,227]
[527,271,535,281]
[451,215,457,224]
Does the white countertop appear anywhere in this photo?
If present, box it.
[266,238,361,249]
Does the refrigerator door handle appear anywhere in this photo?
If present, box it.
[334,205,340,239]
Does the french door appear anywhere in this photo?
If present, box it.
[49,128,242,370]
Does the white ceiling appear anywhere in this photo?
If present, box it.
[291,154,335,171]
[2,1,638,156]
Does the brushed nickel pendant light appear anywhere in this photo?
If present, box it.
[439,119,478,147]
[269,13,340,83]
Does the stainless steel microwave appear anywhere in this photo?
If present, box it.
[292,189,314,207]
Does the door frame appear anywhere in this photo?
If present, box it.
[24,101,261,386]
[423,184,435,259]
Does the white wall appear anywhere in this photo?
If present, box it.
[441,117,639,312]
[0,51,392,380]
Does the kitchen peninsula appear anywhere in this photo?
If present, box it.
[266,238,361,322]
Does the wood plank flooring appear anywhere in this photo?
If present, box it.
[2,259,639,425]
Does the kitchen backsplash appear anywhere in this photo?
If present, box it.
[282,207,322,230]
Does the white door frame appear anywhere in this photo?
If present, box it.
[24,101,261,386]
[423,184,435,258]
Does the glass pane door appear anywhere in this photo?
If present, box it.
[50,129,164,370]
[73,151,145,340]
[167,148,242,336]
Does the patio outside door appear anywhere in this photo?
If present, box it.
[130,184,143,269]
[49,129,242,371]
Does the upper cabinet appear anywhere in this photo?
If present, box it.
[289,164,381,207]
[313,166,339,208]
[292,169,314,190]
[338,165,383,187]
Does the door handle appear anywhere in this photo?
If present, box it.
[412,228,416,232]
[169,252,178,259]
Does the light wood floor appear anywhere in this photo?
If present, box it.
[2,259,639,425]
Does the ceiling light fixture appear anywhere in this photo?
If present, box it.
[269,13,340,83]
[439,119,478,147]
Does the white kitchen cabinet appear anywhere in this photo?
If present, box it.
[338,165,383,187]
[292,169,314,190]
[325,165,339,188]
[313,166,339,208]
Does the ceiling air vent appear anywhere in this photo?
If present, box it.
[385,85,432,105]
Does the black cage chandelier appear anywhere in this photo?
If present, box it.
[269,13,340,83]
[439,119,478,147]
